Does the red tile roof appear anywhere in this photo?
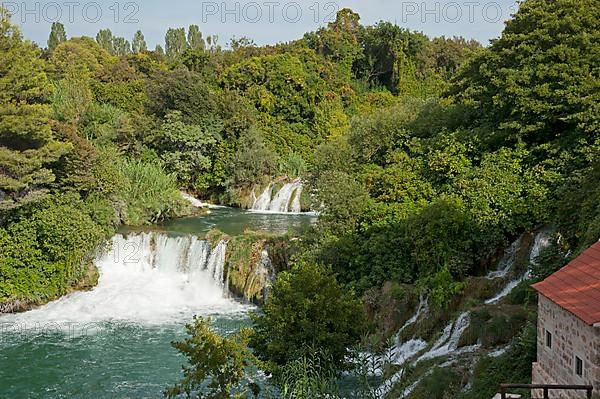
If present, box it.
[532,241,600,325]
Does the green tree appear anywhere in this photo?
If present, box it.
[251,262,366,377]
[228,129,277,187]
[132,30,147,53]
[0,8,70,210]
[166,317,259,399]
[450,0,600,145]
[151,111,217,189]
[112,36,131,56]
[187,24,205,50]
[165,27,188,59]
[47,21,66,52]
[155,44,165,56]
[305,8,364,79]
[96,28,114,53]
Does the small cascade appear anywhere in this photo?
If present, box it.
[290,185,303,213]
[529,229,554,266]
[399,295,428,332]
[251,180,304,213]
[251,185,273,211]
[416,312,473,363]
[206,240,227,287]
[181,192,206,208]
[392,338,428,365]
[486,229,554,305]
[487,235,523,279]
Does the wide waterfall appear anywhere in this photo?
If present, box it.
[251,180,304,213]
[2,233,244,328]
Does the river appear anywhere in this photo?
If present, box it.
[0,208,316,398]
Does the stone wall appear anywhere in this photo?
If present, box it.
[532,294,600,398]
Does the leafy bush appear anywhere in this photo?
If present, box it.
[250,262,367,377]
[117,158,188,225]
[166,316,259,399]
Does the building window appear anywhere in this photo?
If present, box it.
[575,356,583,377]
[545,329,552,349]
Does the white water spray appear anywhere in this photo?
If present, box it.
[1,233,246,328]
[487,235,523,279]
[416,312,474,363]
[486,229,554,305]
[251,180,304,213]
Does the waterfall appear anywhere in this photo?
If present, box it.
[415,312,474,363]
[486,229,554,305]
[251,180,304,213]
[487,235,523,279]
[400,295,428,332]
[251,185,273,211]
[206,240,227,287]
[3,233,243,327]
[529,229,553,266]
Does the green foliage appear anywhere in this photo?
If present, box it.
[166,27,188,59]
[51,70,93,124]
[132,30,147,53]
[149,111,217,190]
[166,317,258,399]
[47,22,66,52]
[277,352,340,399]
[227,129,277,188]
[278,152,306,179]
[451,0,600,145]
[0,11,70,210]
[50,37,114,78]
[410,367,462,399]
[117,158,187,225]
[250,262,367,377]
[187,25,205,50]
[461,322,537,399]
[0,193,109,303]
[423,266,465,311]
[96,29,114,54]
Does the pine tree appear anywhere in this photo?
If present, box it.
[0,8,70,210]
[132,30,147,53]
[47,21,66,52]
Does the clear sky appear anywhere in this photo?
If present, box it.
[5,0,520,48]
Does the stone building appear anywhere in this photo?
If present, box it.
[531,241,600,398]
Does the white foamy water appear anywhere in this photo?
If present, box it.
[416,312,473,363]
[486,229,554,305]
[251,180,304,214]
[0,233,248,330]
[487,235,523,279]
[181,192,226,209]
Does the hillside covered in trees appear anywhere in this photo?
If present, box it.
[0,0,599,397]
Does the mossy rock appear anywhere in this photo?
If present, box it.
[226,231,278,304]
[299,186,312,211]
[459,305,530,348]
[408,367,464,399]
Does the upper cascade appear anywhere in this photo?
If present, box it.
[251,180,304,213]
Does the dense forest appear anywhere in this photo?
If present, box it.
[0,0,599,397]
